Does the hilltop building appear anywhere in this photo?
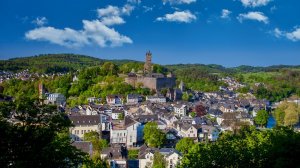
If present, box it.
[125,52,176,91]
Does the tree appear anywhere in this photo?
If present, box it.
[254,110,269,127]
[182,92,190,101]
[143,122,166,147]
[0,99,88,167]
[195,104,206,117]
[190,112,196,118]
[152,152,167,168]
[180,127,300,168]
[284,104,299,127]
[118,113,125,120]
[84,131,108,153]
[175,138,195,154]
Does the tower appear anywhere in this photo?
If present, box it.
[179,80,185,92]
[144,51,152,74]
[39,82,45,99]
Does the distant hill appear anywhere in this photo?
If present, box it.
[0,54,139,73]
[1,53,299,73]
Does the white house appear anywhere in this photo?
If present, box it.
[45,93,66,106]
[173,104,187,117]
[127,94,143,105]
[106,95,124,106]
[110,117,142,147]
[146,96,166,103]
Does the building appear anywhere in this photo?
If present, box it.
[110,116,143,147]
[127,94,143,105]
[38,82,45,99]
[68,115,102,141]
[173,104,187,117]
[45,93,66,106]
[125,52,176,91]
[146,95,166,103]
[106,95,124,106]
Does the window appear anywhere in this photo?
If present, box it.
[81,130,83,134]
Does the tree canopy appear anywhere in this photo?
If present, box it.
[143,122,166,148]
[0,99,88,167]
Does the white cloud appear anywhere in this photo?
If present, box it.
[221,9,231,19]
[97,6,121,17]
[96,5,134,26]
[143,6,153,12]
[273,28,283,38]
[127,0,141,4]
[286,27,300,42]
[237,11,269,24]
[32,17,48,27]
[25,20,132,48]
[163,0,196,5]
[100,16,125,26]
[156,10,196,23]
[240,0,272,7]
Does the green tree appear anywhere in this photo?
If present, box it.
[152,152,167,168]
[190,112,196,118]
[180,127,300,168]
[175,138,195,154]
[143,122,166,147]
[0,99,88,167]
[182,92,190,101]
[118,113,125,120]
[84,131,108,153]
[254,110,269,127]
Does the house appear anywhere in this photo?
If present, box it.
[45,93,66,106]
[173,104,187,117]
[138,145,159,168]
[87,97,101,104]
[207,108,223,117]
[138,145,182,168]
[111,109,124,120]
[146,95,166,103]
[72,141,93,156]
[68,115,102,141]
[127,94,143,105]
[110,116,142,147]
[101,145,127,168]
[106,95,124,106]
[199,125,220,142]
[159,148,182,168]
[175,122,199,139]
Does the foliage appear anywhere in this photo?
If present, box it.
[152,152,167,168]
[83,131,108,153]
[180,127,300,168]
[195,104,206,117]
[143,122,166,148]
[274,101,300,127]
[190,112,196,118]
[254,110,269,127]
[0,99,88,167]
[128,149,139,160]
[118,113,125,120]
[175,138,195,154]
[182,92,191,101]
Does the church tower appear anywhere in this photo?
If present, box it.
[144,51,152,74]
[38,82,45,99]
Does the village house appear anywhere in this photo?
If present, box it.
[146,95,166,103]
[110,116,143,147]
[127,94,143,105]
[106,95,124,106]
[173,104,187,117]
[68,115,102,141]
[101,144,127,168]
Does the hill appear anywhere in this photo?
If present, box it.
[0,54,140,73]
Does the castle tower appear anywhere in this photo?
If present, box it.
[39,82,45,99]
[179,80,185,92]
[144,51,152,74]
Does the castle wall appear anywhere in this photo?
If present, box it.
[125,76,176,91]
[156,77,176,90]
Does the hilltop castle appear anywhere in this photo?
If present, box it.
[125,51,176,91]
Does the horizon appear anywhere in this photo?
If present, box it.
[0,0,300,67]
[2,52,300,68]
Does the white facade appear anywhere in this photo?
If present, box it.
[146,96,166,103]
[46,93,66,105]
[174,105,187,117]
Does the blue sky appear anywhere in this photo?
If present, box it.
[0,0,299,67]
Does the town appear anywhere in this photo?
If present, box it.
[3,52,289,168]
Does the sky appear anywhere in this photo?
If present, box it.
[0,0,300,67]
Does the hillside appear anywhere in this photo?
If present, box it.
[0,54,141,73]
